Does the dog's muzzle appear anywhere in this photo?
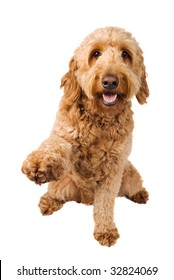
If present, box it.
[101,75,118,106]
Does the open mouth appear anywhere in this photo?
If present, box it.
[102,92,118,106]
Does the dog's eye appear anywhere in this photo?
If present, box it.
[92,50,102,58]
[89,50,102,66]
[121,50,131,60]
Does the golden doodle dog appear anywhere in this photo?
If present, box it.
[22,27,149,246]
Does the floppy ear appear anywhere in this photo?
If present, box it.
[60,58,81,105]
[136,52,150,105]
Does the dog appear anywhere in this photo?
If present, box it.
[22,26,149,246]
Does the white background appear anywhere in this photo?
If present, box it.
[0,0,174,279]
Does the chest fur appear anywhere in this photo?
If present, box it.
[71,125,132,184]
[58,104,134,185]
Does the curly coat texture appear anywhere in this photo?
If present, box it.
[22,27,149,246]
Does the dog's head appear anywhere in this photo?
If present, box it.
[61,27,149,112]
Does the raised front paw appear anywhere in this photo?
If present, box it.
[94,227,120,247]
[22,150,64,184]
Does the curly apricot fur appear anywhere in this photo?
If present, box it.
[22,27,149,246]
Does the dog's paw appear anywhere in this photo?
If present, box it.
[94,228,120,247]
[22,150,64,184]
[38,193,64,215]
[126,187,149,204]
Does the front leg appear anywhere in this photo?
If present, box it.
[22,137,71,185]
[93,181,120,247]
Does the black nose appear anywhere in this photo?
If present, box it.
[102,75,119,90]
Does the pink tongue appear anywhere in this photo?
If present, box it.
[103,93,117,103]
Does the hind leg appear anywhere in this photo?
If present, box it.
[38,177,82,215]
[119,161,149,204]
[38,192,64,215]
